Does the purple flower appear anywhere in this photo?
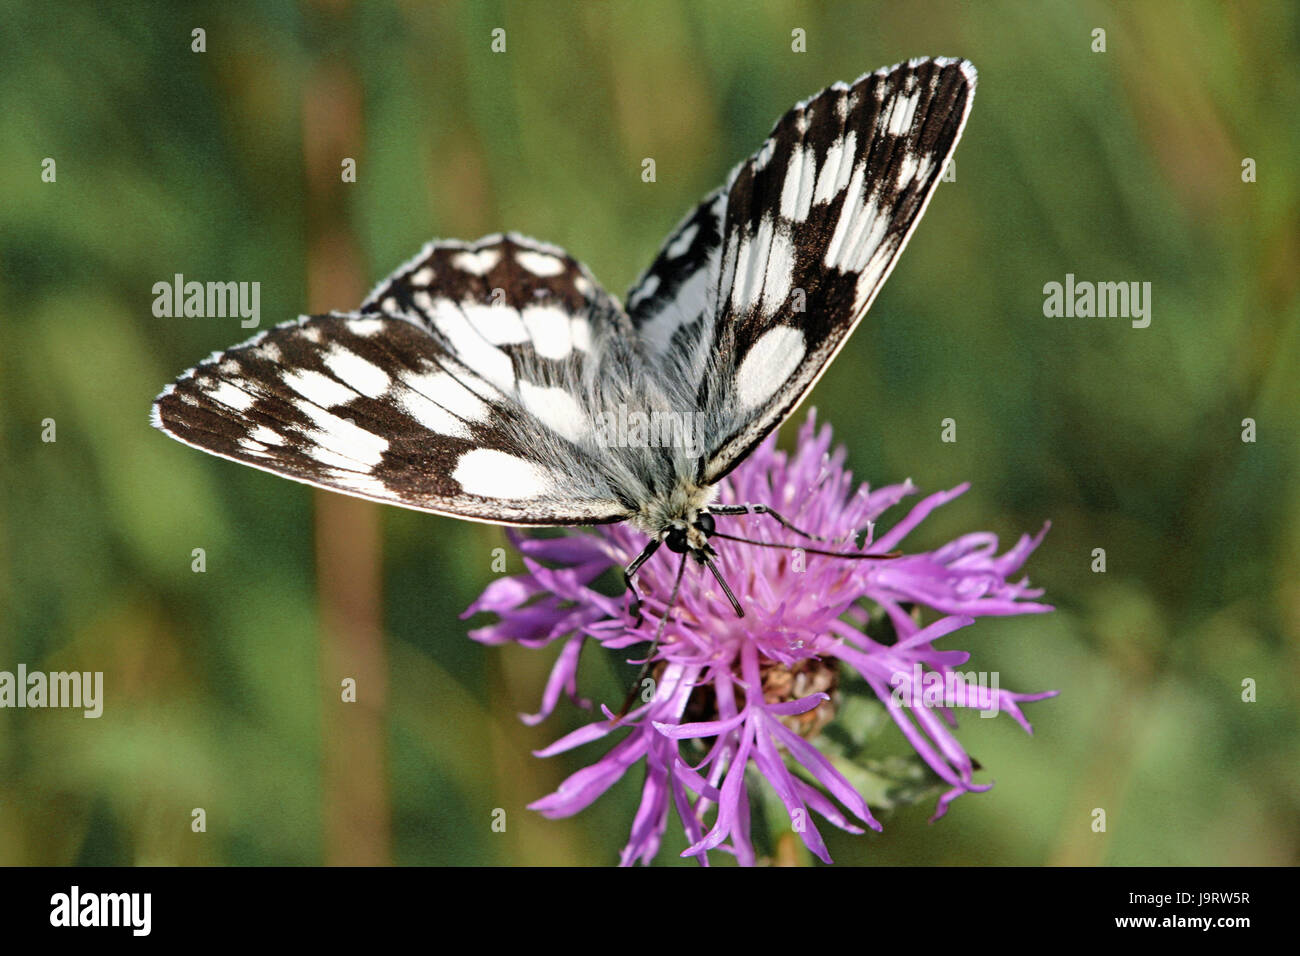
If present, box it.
[463,411,1055,865]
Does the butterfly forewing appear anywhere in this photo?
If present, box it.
[626,57,976,484]
[152,310,633,525]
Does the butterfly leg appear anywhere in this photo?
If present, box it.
[622,539,661,627]
[615,551,688,721]
[709,503,863,546]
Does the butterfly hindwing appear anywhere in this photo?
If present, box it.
[361,231,633,401]
[626,57,976,485]
[625,188,728,377]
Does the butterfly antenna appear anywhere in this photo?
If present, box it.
[711,530,901,561]
[710,503,867,547]
[614,551,689,721]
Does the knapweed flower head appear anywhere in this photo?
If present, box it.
[464,411,1055,865]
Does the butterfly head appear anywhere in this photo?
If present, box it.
[664,510,717,561]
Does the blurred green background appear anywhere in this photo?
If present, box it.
[2,0,1297,866]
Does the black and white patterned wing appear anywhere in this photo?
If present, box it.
[626,57,976,484]
[361,232,634,409]
[153,235,642,525]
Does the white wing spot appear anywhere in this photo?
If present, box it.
[397,388,472,439]
[896,152,920,188]
[283,368,356,409]
[843,195,890,272]
[730,216,776,314]
[461,302,529,346]
[345,317,388,338]
[760,227,796,315]
[515,250,565,277]
[813,130,856,205]
[295,405,389,469]
[885,89,921,136]
[209,381,255,412]
[429,300,516,391]
[735,326,805,410]
[666,222,699,259]
[824,160,868,270]
[628,272,659,309]
[410,266,435,286]
[779,145,816,222]
[322,345,392,399]
[855,239,901,311]
[518,381,590,443]
[453,449,555,499]
[571,316,592,352]
[401,369,492,423]
[451,248,502,276]
[521,304,573,359]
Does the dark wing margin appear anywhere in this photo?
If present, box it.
[626,57,976,485]
[151,312,633,526]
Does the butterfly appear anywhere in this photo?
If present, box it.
[153,57,976,626]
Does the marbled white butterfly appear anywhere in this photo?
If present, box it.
[153,57,976,622]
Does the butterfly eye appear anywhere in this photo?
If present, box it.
[694,512,715,536]
[665,526,690,554]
